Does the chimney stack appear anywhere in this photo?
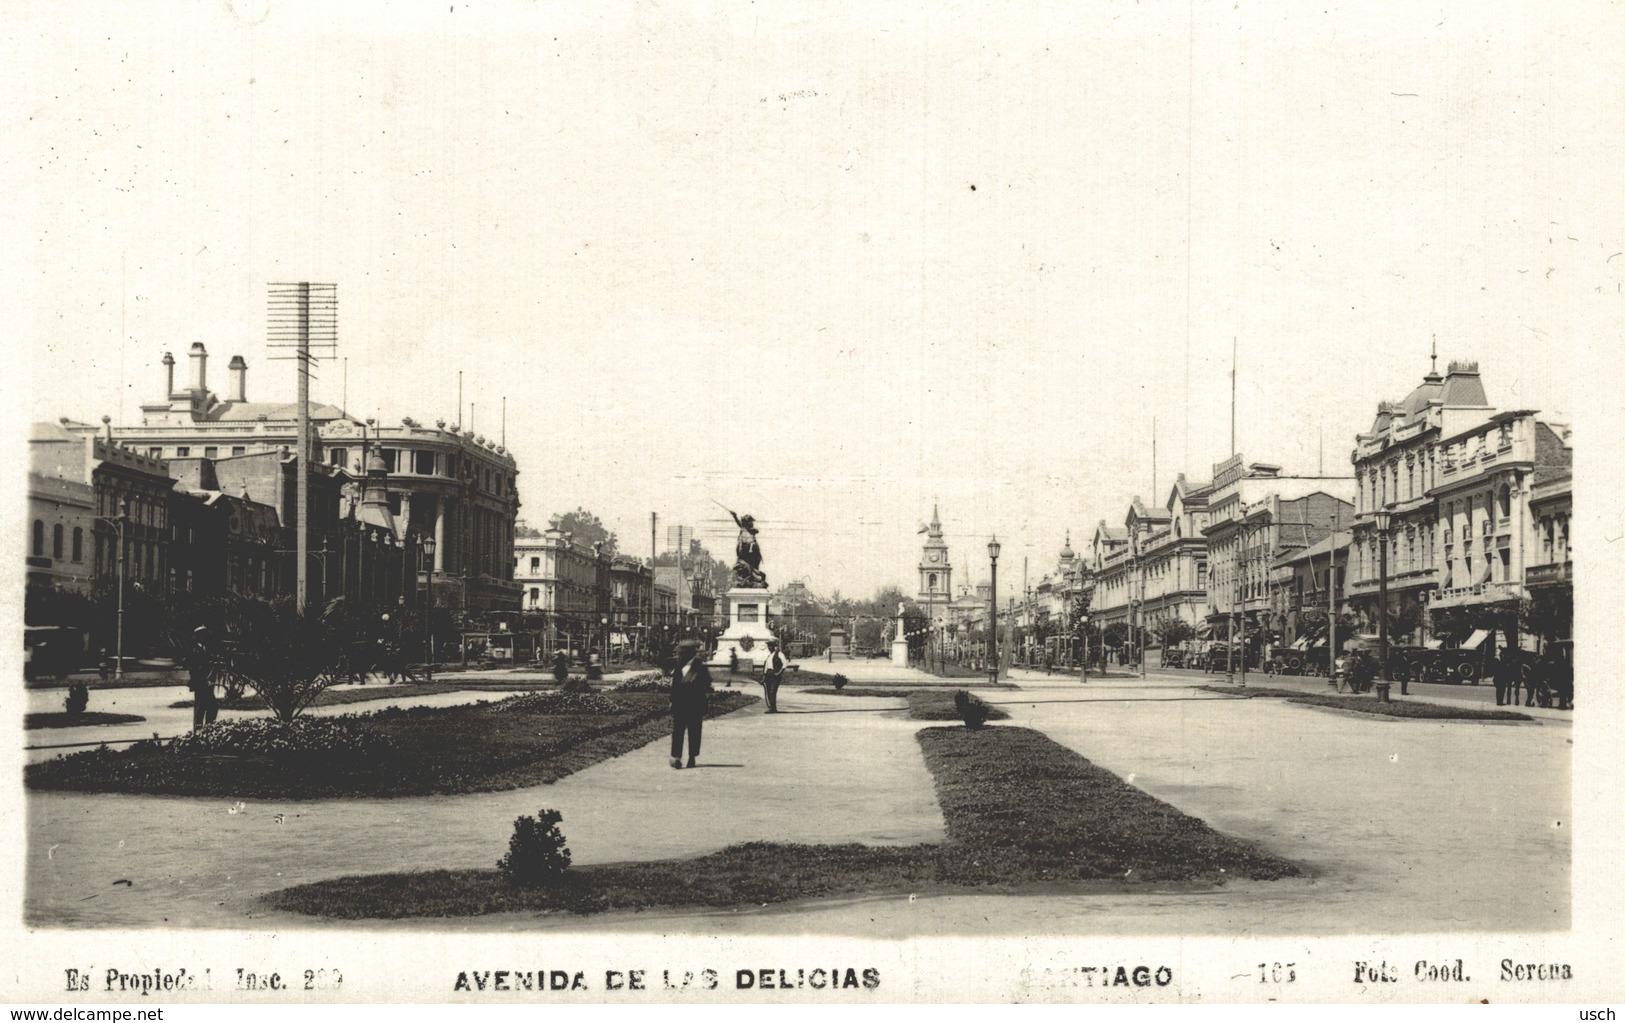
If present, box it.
[162,352,176,395]
[228,355,247,402]
[188,343,208,394]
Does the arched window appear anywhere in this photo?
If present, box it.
[72,527,83,562]
[52,524,64,559]
[32,520,44,557]
[1498,483,1511,519]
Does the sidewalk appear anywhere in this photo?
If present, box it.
[26,686,944,928]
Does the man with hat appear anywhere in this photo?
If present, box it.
[761,638,793,713]
[187,625,220,731]
[669,639,713,769]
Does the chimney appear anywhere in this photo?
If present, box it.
[162,352,175,395]
[228,356,247,402]
[188,343,208,393]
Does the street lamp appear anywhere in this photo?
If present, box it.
[1373,507,1393,700]
[987,536,1001,685]
[419,534,437,681]
[96,499,130,681]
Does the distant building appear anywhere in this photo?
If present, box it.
[514,527,611,653]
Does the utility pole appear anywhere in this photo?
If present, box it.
[269,283,336,614]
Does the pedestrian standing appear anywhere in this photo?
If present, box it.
[669,639,712,769]
[1492,648,1516,706]
[586,652,603,682]
[186,626,219,731]
[761,639,791,713]
[552,649,569,684]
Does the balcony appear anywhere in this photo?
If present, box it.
[1428,580,1526,608]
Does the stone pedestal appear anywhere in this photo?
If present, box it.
[708,587,778,669]
[890,608,910,668]
[827,626,850,658]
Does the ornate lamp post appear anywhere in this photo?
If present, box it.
[1374,508,1393,701]
[987,536,1001,685]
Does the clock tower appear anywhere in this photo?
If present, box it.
[917,504,952,609]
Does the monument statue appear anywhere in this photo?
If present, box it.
[729,509,767,588]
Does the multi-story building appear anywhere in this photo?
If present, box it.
[1346,359,1572,648]
[1086,520,1133,634]
[514,527,611,652]
[1525,465,1572,640]
[1423,409,1571,629]
[35,419,177,599]
[1202,454,1354,647]
[609,556,653,653]
[1137,476,1213,639]
[27,423,96,596]
[1346,359,1493,642]
[112,343,521,611]
[1268,530,1350,646]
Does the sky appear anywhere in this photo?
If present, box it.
[12,0,1619,601]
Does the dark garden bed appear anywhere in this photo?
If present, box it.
[26,690,758,799]
[25,712,147,731]
[262,724,1300,919]
[1196,686,1533,721]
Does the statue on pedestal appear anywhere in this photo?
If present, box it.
[730,510,767,588]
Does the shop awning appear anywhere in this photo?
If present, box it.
[1461,629,1491,650]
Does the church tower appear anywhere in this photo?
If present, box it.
[917,504,952,609]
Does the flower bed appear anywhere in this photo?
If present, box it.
[500,690,624,715]
[168,716,397,758]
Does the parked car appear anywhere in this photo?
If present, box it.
[24,626,85,682]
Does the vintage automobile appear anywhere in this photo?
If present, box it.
[24,625,84,682]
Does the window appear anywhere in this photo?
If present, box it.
[232,446,246,456]
[52,524,64,559]
[147,447,161,459]
[1498,484,1511,519]
[328,447,348,467]
[72,527,83,562]
[530,556,540,572]
[204,446,218,459]
[381,449,398,472]
[175,446,190,457]
[32,520,45,557]
[413,450,435,475]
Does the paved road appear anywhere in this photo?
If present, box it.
[25,671,1569,935]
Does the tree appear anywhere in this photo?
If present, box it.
[1159,620,1195,648]
[222,595,345,721]
[548,508,617,555]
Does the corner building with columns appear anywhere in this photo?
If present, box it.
[111,343,522,611]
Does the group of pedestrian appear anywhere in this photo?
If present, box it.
[1492,647,1574,709]
[667,638,794,769]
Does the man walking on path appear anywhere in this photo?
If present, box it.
[669,639,712,769]
[186,626,220,731]
[761,639,792,713]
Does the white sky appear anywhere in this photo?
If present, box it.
[13,0,1617,600]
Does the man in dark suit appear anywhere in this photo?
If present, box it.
[670,639,713,769]
[187,626,220,731]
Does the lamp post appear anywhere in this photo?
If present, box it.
[419,534,437,681]
[97,500,130,681]
[1374,508,1393,700]
[987,536,1001,685]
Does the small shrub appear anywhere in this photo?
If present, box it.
[497,808,572,887]
[64,684,89,717]
[832,674,849,691]
[558,676,594,695]
[954,690,990,730]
